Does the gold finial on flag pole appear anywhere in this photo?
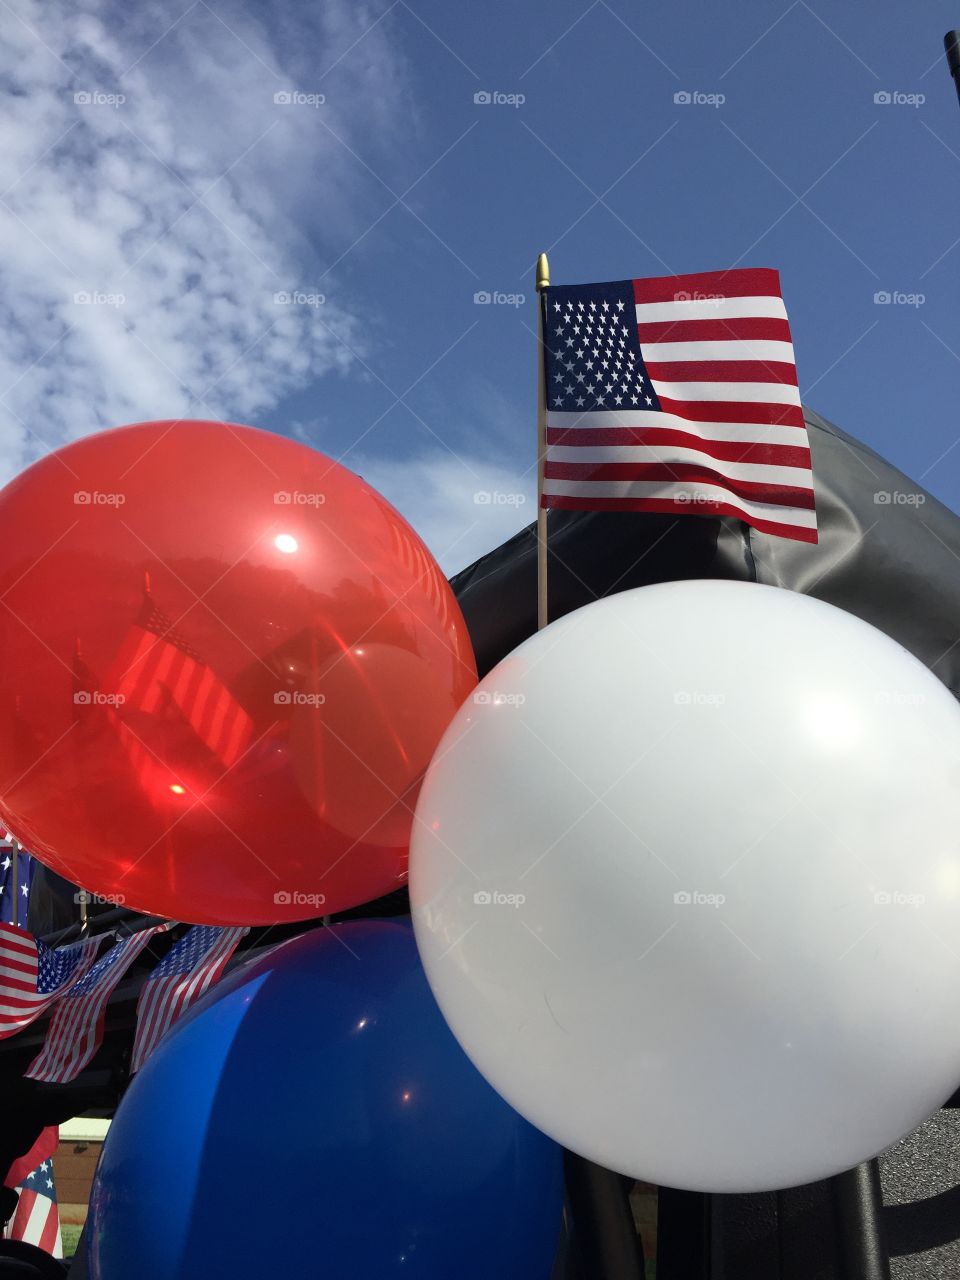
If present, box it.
[536,252,550,292]
[535,252,550,631]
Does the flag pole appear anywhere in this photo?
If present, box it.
[10,844,18,928]
[536,251,551,631]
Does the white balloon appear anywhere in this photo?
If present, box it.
[411,580,960,1192]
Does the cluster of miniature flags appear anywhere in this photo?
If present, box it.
[0,911,247,1083]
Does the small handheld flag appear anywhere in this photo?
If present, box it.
[0,925,100,1040]
[540,267,816,543]
[3,1153,62,1258]
[130,925,247,1073]
[26,924,171,1084]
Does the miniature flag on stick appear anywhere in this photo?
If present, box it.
[0,925,100,1040]
[25,924,172,1084]
[4,1152,62,1257]
[540,268,816,542]
[130,925,247,1073]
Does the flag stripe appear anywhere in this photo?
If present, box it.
[632,268,782,303]
[547,426,810,467]
[648,379,802,405]
[545,448,813,487]
[542,478,818,526]
[640,339,796,364]
[636,316,793,343]
[644,361,799,386]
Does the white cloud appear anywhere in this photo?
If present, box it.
[0,0,410,480]
[351,449,536,575]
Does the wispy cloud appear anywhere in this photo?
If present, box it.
[0,0,410,479]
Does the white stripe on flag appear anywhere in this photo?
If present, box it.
[640,339,795,363]
[649,379,802,406]
[635,295,788,322]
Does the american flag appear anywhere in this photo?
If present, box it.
[0,844,34,927]
[104,581,254,773]
[541,268,816,543]
[4,1154,62,1257]
[131,925,247,1073]
[0,925,100,1040]
[25,924,171,1084]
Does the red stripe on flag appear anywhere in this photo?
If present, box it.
[644,359,799,385]
[653,396,806,427]
[632,268,781,303]
[636,316,793,343]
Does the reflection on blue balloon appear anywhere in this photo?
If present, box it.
[88,920,563,1278]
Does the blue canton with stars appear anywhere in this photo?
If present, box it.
[543,280,661,414]
[148,926,222,979]
[0,846,34,926]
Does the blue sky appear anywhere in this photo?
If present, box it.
[3,0,960,570]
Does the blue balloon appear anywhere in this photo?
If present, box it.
[88,920,563,1278]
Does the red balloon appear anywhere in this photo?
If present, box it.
[0,421,476,924]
